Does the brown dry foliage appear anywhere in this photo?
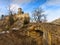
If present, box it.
[0,30,37,45]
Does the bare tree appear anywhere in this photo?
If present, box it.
[32,7,47,23]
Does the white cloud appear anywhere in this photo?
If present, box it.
[41,0,60,8]
[40,0,60,22]
[10,4,19,11]
[7,4,20,13]
[10,0,35,12]
[46,0,60,6]
[12,0,35,4]
[45,9,60,22]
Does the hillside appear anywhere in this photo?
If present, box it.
[0,22,60,45]
[0,8,60,45]
[0,30,38,45]
[52,18,60,25]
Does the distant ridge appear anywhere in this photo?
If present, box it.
[52,18,60,25]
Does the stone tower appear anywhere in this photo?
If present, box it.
[18,8,24,15]
[13,8,30,25]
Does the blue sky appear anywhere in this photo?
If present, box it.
[0,0,60,22]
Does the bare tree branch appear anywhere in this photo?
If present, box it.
[32,7,47,23]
